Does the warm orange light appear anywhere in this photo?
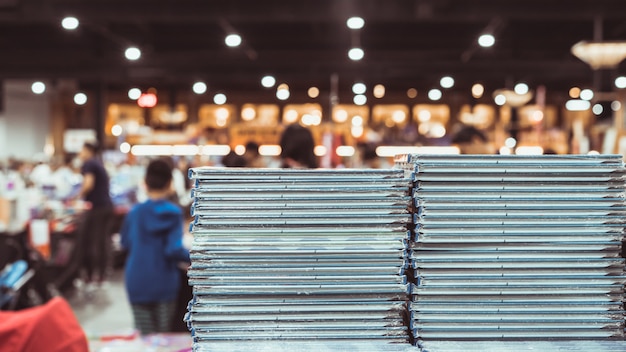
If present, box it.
[569,87,581,99]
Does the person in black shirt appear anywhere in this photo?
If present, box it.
[279,124,318,168]
[77,142,113,286]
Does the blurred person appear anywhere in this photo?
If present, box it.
[160,157,187,207]
[279,124,318,168]
[120,159,190,335]
[361,143,381,169]
[77,142,113,286]
[221,151,246,167]
[52,154,82,200]
[451,125,493,154]
[29,160,52,188]
[243,141,266,168]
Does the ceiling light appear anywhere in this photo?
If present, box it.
[234,145,246,155]
[225,34,242,47]
[352,115,363,126]
[504,137,517,149]
[592,103,604,115]
[373,84,385,98]
[193,82,207,94]
[440,76,455,89]
[428,89,442,101]
[407,88,418,99]
[580,89,594,101]
[111,124,123,137]
[565,99,590,111]
[612,101,621,111]
[241,107,256,121]
[302,113,321,126]
[471,83,484,98]
[284,110,298,123]
[128,88,141,100]
[494,94,506,106]
[351,126,364,138]
[137,93,157,108]
[616,76,626,89]
[514,83,529,95]
[478,34,495,48]
[493,89,533,107]
[261,75,276,88]
[346,17,365,30]
[74,92,87,105]
[392,110,406,124]
[352,82,366,95]
[348,48,364,61]
[276,87,290,100]
[353,94,367,105]
[417,110,431,122]
[571,41,626,70]
[213,93,227,105]
[569,87,581,98]
[31,81,45,94]
[336,146,356,157]
[125,47,141,61]
[308,87,320,99]
[61,16,79,30]
[334,109,348,123]
[119,142,131,154]
[215,107,229,120]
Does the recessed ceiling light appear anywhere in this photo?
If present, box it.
[213,93,227,105]
[308,87,320,99]
[471,83,484,98]
[261,75,276,88]
[348,48,364,61]
[514,83,529,95]
[428,89,442,101]
[128,88,142,100]
[592,103,603,115]
[353,94,367,105]
[494,94,506,106]
[352,83,366,95]
[611,101,621,111]
[125,47,141,60]
[193,82,207,95]
[74,93,87,105]
[31,81,46,94]
[61,16,79,30]
[276,87,290,100]
[346,17,365,30]
[478,34,495,48]
[580,89,594,101]
[225,34,242,47]
[440,76,454,89]
[373,84,385,98]
[615,76,626,89]
[569,87,581,98]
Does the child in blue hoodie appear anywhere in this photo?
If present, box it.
[121,159,190,335]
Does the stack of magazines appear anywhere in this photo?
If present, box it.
[185,168,413,349]
[394,154,626,344]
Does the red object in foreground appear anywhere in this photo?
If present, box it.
[0,297,89,352]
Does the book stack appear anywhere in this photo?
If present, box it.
[185,168,413,351]
[394,154,626,347]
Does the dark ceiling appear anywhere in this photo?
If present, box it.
[2,0,626,104]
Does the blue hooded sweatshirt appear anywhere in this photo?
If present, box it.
[121,199,190,304]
